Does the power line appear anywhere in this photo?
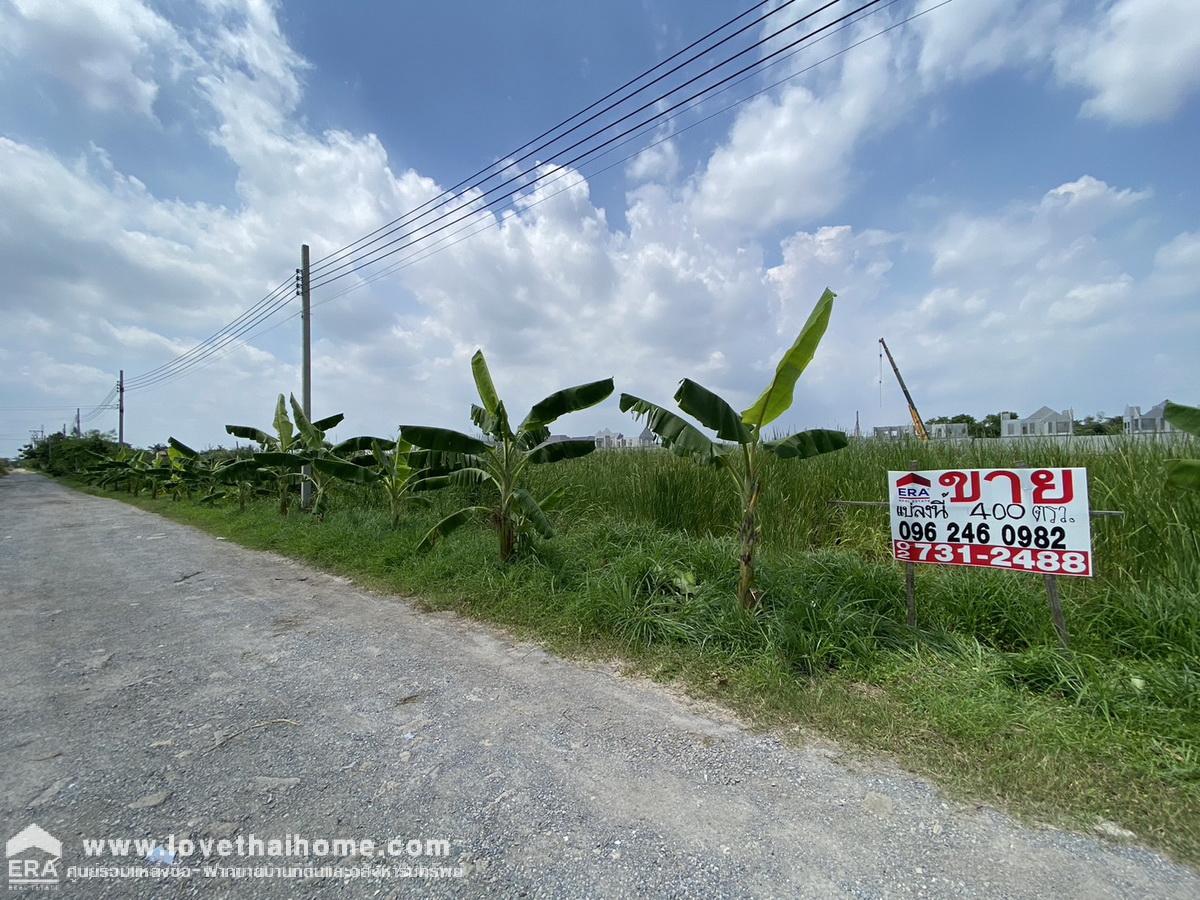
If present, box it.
[123,275,295,387]
[0,404,117,411]
[113,5,803,392]
[145,0,944,386]
[309,0,800,275]
[124,287,298,391]
[307,0,881,292]
[308,0,866,289]
[124,282,299,391]
[117,0,857,394]
[304,0,935,315]
[115,0,950,395]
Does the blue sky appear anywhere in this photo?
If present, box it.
[0,0,1197,454]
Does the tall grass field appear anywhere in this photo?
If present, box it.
[76,436,1200,861]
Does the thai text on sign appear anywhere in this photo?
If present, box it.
[887,468,1093,577]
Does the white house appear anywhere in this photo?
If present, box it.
[595,426,660,449]
[1001,407,1074,438]
[636,426,660,448]
[1124,401,1177,435]
[930,422,969,439]
[873,424,913,441]
[594,428,632,450]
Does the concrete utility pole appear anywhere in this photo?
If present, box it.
[118,370,125,448]
[75,408,80,437]
[300,244,313,509]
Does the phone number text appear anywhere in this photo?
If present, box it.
[893,541,1092,576]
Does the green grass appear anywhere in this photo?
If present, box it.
[71,436,1200,864]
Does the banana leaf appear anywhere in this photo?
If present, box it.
[252,451,308,470]
[619,393,720,460]
[417,506,491,551]
[674,379,751,443]
[167,437,198,458]
[311,457,380,484]
[471,350,502,414]
[1166,459,1200,492]
[470,401,511,441]
[521,377,614,430]
[763,428,848,460]
[273,395,294,450]
[215,459,262,481]
[399,426,490,455]
[514,488,553,538]
[312,413,345,432]
[333,435,394,454]
[414,467,493,491]
[742,287,836,430]
[225,425,272,445]
[527,438,597,465]
[1165,401,1200,438]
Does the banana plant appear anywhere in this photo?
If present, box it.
[284,396,376,516]
[1164,401,1200,492]
[226,394,343,515]
[335,436,435,527]
[403,349,613,561]
[150,437,205,501]
[88,448,153,495]
[203,458,271,511]
[620,288,847,608]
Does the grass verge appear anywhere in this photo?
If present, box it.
[71,478,1200,866]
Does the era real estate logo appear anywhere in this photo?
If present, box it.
[894,472,932,501]
[6,824,61,889]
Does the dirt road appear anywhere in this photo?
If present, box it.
[1,473,1196,897]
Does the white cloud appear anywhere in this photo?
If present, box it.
[931,176,1150,276]
[626,138,679,183]
[915,0,1066,82]
[689,20,904,232]
[0,0,186,118]
[1054,0,1200,124]
[1046,276,1133,323]
[1149,230,1200,298]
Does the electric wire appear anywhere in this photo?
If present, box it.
[306,0,919,311]
[0,405,118,411]
[310,0,786,272]
[123,275,295,387]
[307,0,882,291]
[124,286,299,391]
[308,0,862,286]
[120,0,949,394]
[121,0,854,391]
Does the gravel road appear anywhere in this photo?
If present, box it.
[1,472,1196,898]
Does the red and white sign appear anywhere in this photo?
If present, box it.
[887,468,1093,577]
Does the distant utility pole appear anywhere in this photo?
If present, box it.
[75,408,80,437]
[299,244,313,509]
[118,369,125,448]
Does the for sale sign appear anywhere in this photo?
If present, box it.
[888,468,1093,577]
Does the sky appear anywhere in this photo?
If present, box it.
[0,0,1197,455]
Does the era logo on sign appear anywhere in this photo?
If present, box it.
[895,472,932,501]
[6,823,61,888]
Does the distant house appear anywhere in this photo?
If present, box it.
[1001,407,1074,438]
[930,422,969,440]
[594,428,633,450]
[636,426,660,448]
[1124,401,1177,435]
[873,425,914,441]
[594,428,620,450]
